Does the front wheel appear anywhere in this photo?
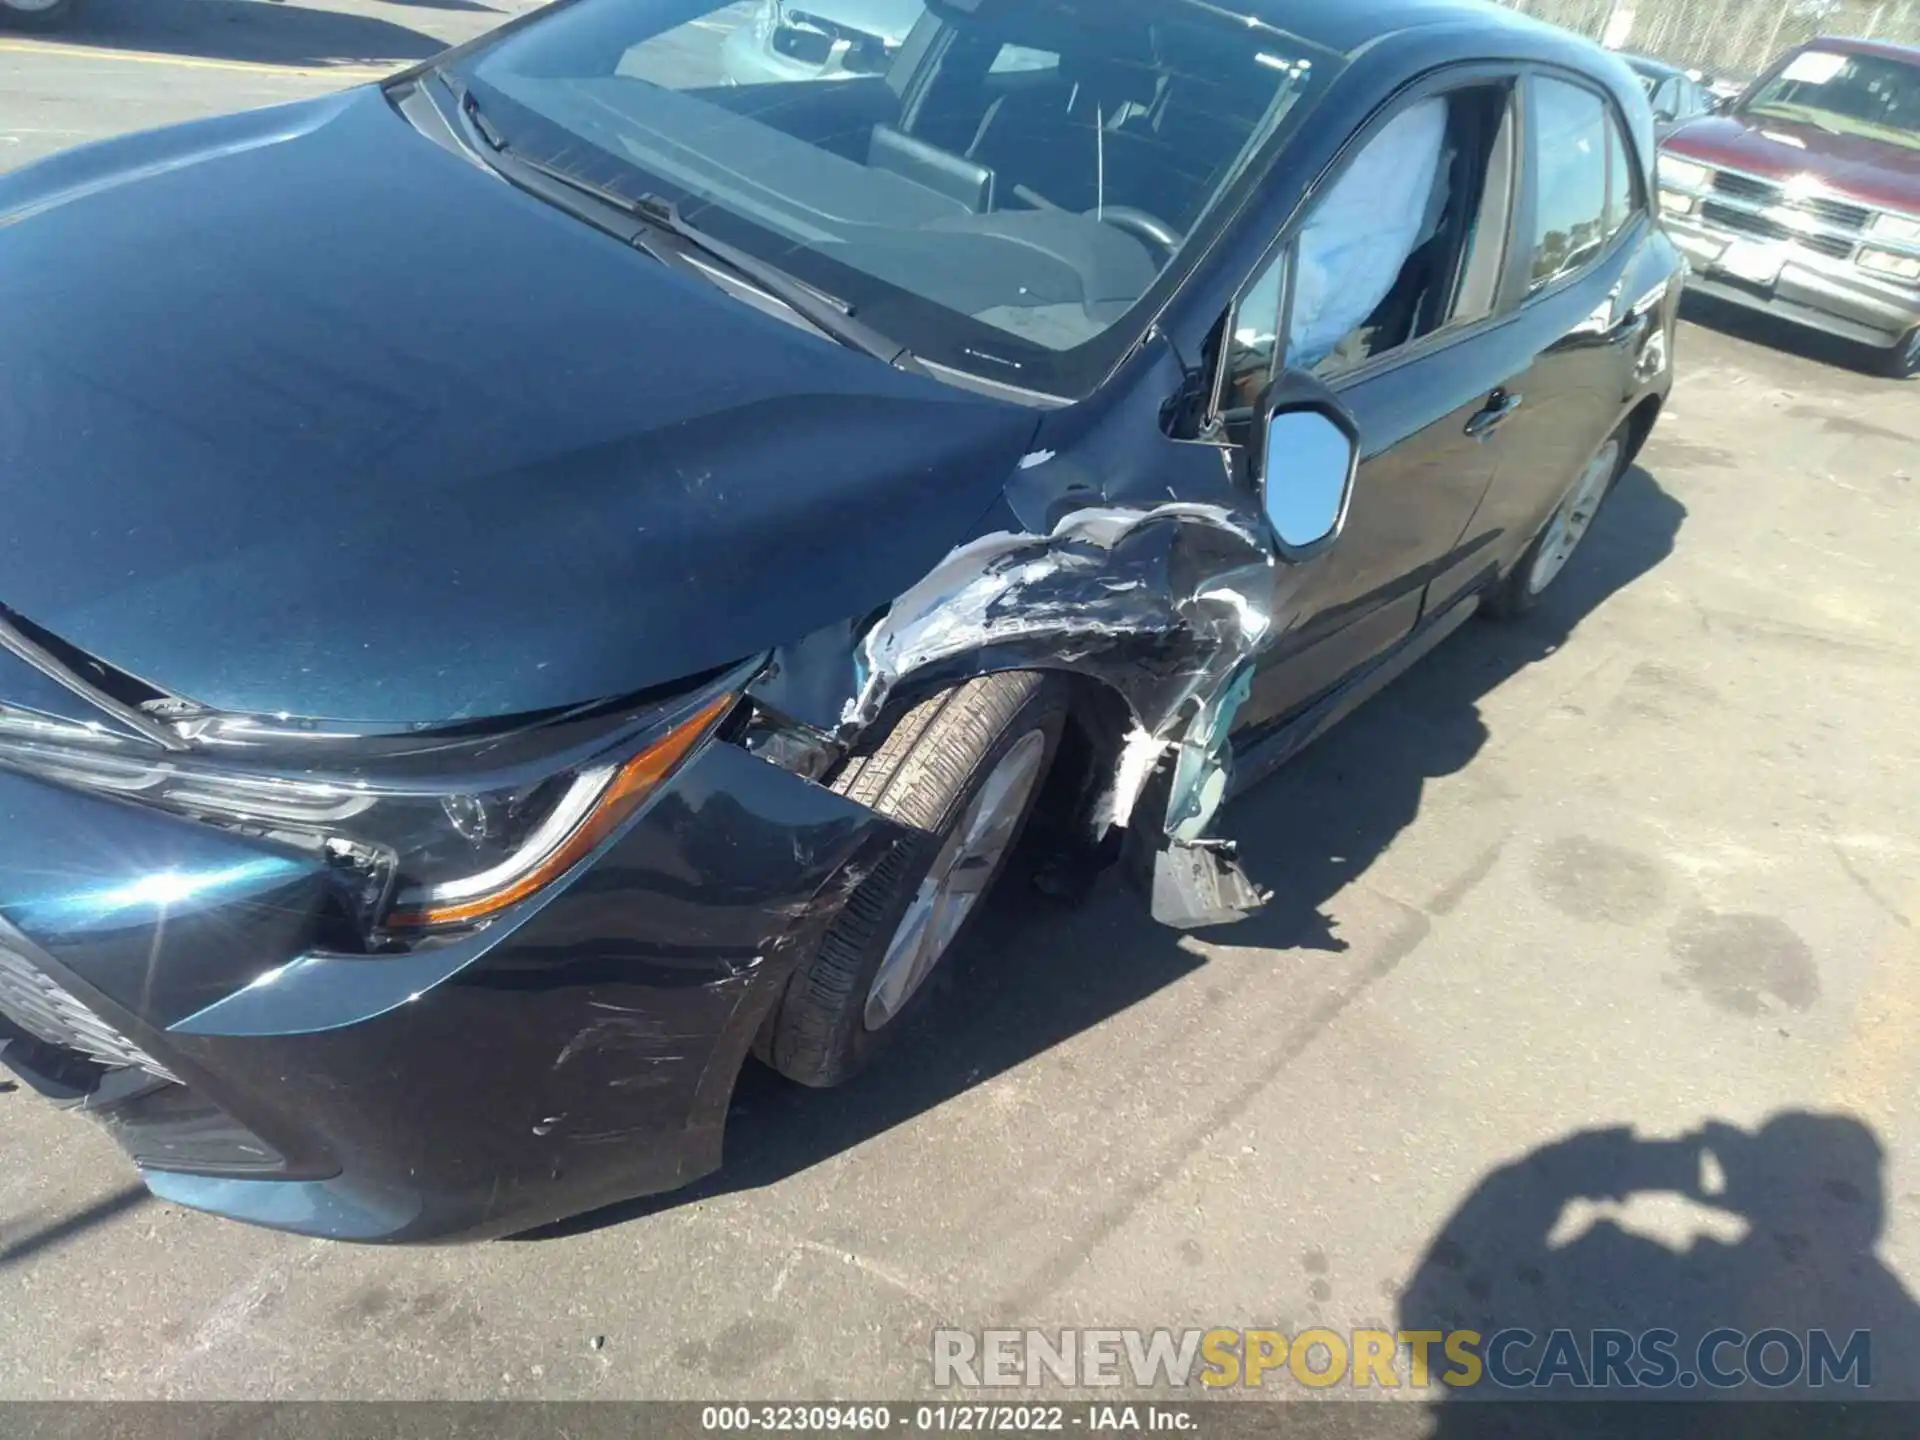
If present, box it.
[760,671,1067,1088]
[1486,427,1629,620]
[0,0,77,30]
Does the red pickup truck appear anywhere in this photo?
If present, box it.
[1655,36,1920,377]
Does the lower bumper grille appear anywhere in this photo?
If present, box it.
[0,934,177,1080]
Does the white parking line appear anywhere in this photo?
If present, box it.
[0,38,399,80]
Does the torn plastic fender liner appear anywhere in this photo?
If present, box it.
[797,483,1310,929]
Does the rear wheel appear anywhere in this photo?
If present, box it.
[1486,427,1628,620]
[0,0,77,30]
[761,671,1067,1088]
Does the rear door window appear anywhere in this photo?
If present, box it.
[1528,76,1639,291]
[1528,77,1609,289]
[1604,113,1641,239]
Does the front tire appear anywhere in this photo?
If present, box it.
[0,0,77,30]
[762,671,1067,1088]
[1486,426,1629,620]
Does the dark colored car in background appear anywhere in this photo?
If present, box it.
[0,0,1680,1242]
[1656,36,1920,376]
[1622,52,1716,138]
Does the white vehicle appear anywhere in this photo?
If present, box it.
[721,0,1049,84]
[722,0,929,84]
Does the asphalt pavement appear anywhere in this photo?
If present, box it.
[3,0,1920,1409]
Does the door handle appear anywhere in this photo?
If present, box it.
[1464,389,1523,441]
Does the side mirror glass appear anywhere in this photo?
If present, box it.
[1253,374,1361,561]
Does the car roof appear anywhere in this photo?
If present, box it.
[1794,34,1920,64]
[1225,0,1650,117]
[949,0,1615,69]
[1622,53,1684,81]
[1171,0,1565,58]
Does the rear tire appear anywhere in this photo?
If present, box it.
[761,671,1068,1088]
[1485,424,1630,620]
[0,0,77,30]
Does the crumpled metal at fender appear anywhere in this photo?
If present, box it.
[828,472,1313,930]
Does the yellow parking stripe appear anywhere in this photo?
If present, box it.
[0,37,400,80]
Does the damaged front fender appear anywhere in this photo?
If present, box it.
[838,492,1287,928]
[747,350,1332,930]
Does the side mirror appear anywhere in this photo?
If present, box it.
[1251,371,1361,562]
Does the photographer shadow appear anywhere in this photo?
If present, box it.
[1400,1113,1920,1434]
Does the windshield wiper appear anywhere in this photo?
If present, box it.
[624,189,928,376]
[447,84,925,375]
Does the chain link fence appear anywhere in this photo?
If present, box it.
[1493,0,1920,82]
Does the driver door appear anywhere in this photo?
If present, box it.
[1218,72,1529,735]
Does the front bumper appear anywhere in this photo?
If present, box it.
[1666,213,1920,349]
[0,736,901,1242]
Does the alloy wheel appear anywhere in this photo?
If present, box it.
[863,728,1049,1030]
[1527,438,1622,597]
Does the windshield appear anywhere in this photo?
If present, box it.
[1741,47,1920,149]
[449,0,1344,395]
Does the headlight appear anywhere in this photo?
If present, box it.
[1859,248,1920,282]
[0,685,738,937]
[1658,155,1713,192]
[1868,212,1920,247]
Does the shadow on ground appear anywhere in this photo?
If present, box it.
[46,0,457,66]
[0,1184,148,1271]
[1403,1112,1920,1434]
[528,465,1687,1241]
[1680,292,1908,385]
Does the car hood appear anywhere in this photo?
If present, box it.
[0,87,1036,725]
[1666,113,1920,212]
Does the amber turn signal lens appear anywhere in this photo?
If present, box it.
[386,691,736,929]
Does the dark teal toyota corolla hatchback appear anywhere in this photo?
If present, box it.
[0,0,1678,1240]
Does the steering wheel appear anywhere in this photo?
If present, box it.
[1089,206,1184,263]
